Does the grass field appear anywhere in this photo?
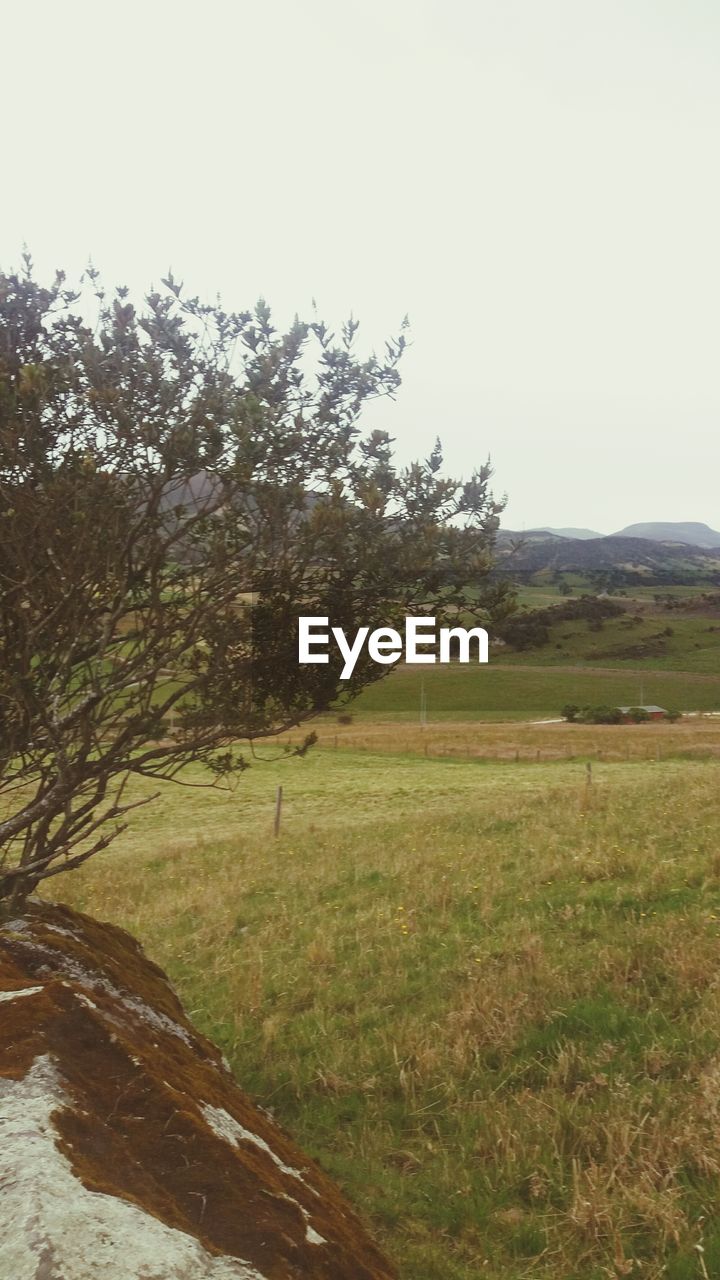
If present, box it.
[498,615,720,675]
[345,662,720,722]
[52,740,720,1280]
[515,584,716,607]
[295,716,720,763]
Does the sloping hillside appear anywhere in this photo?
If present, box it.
[496,531,720,575]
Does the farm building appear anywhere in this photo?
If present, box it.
[616,705,667,722]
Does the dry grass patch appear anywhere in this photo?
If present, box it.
[290,715,720,764]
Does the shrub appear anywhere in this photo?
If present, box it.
[577,705,624,725]
[626,707,650,723]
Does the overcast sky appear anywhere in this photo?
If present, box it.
[3,0,719,533]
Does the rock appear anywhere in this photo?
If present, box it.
[0,902,396,1280]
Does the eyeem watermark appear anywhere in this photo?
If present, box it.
[298,616,489,680]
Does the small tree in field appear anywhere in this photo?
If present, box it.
[0,259,512,914]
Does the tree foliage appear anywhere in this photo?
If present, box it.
[0,258,511,911]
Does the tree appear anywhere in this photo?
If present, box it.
[626,707,650,723]
[0,259,512,914]
[577,705,623,725]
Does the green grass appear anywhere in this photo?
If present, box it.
[499,611,720,674]
[54,747,720,1279]
[347,662,720,721]
[516,583,716,605]
[512,587,569,607]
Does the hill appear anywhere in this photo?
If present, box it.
[496,530,720,578]
[536,526,603,540]
[613,521,720,548]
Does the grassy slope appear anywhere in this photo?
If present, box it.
[55,747,720,1280]
[498,612,720,674]
[342,587,720,722]
[347,662,720,721]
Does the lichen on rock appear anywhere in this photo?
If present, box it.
[0,902,396,1280]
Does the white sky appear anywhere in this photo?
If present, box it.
[3,0,719,534]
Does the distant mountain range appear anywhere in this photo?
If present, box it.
[497,521,720,576]
[530,521,720,547]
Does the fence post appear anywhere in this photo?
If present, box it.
[273,785,283,838]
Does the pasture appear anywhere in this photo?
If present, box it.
[343,661,720,722]
[53,730,720,1279]
[498,614,720,675]
[292,714,720,763]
